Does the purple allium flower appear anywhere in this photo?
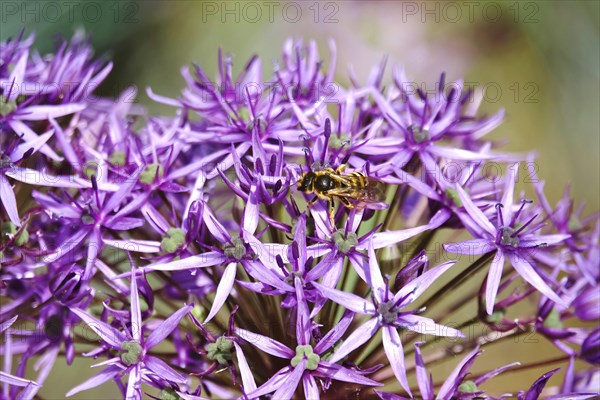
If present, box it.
[314,239,461,395]
[67,259,191,398]
[444,164,569,314]
[2,31,598,400]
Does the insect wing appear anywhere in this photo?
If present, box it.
[358,178,387,203]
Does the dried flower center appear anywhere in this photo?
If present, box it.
[329,134,350,150]
[291,345,320,370]
[161,228,186,253]
[120,340,143,366]
[206,336,233,365]
[500,227,520,247]
[140,163,164,184]
[458,380,479,393]
[543,308,563,329]
[410,125,430,144]
[0,97,17,117]
[224,237,247,261]
[377,300,399,325]
[160,388,183,400]
[332,230,358,254]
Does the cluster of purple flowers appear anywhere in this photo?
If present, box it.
[1,31,598,399]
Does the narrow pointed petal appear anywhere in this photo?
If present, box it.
[317,361,382,386]
[18,104,85,120]
[243,185,260,234]
[118,251,223,277]
[303,375,320,400]
[69,308,127,348]
[400,315,464,338]
[443,239,495,255]
[382,326,411,397]
[235,328,294,358]
[501,163,518,223]
[0,371,38,388]
[233,342,257,393]
[102,238,161,253]
[125,364,141,399]
[144,355,187,383]
[486,251,505,315]
[65,365,121,397]
[328,318,379,363]
[0,174,20,226]
[393,260,456,306]
[507,253,567,307]
[295,276,311,346]
[314,310,354,355]
[437,346,482,399]
[146,304,193,349]
[104,167,142,213]
[204,262,237,324]
[272,361,305,400]
[312,282,375,315]
[455,183,496,236]
[367,238,387,302]
[5,167,91,188]
[414,342,434,400]
[8,120,62,161]
[130,263,142,342]
[11,129,53,162]
[246,366,291,399]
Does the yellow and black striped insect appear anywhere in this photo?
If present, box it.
[297,164,386,224]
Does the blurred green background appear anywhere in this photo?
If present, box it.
[2,0,599,398]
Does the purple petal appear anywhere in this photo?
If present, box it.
[125,363,141,399]
[364,224,431,251]
[525,368,560,400]
[367,238,387,301]
[204,262,237,324]
[69,308,127,348]
[501,163,518,223]
[393,260,456,306]
[235,328,294,359]
[486,251,505,315]
[18,103,85,120]
[0,371,38,388]
[400,315,464,338]
[507,252,567,308]
[130,263,142,342]
[455,183,496,236]
[246,366,291,399]
[429,145,502,161]
[437,346,482,398]
[317,361,381,386]
[10,129,53,162]
[312,282,375,315]
[443,239,495,256]
[103,167,142,213]
[122,251,224,276]
[102,239,161,253]
[520,234,570,248]
[144,355,187,383]
[314,310,354,355]
[328,318,379,363]
[145,304,193,349]
[272,361,305,400]
[241,260,293,292]
[414,342,434,400]
[303,375,320,400]
[8,120,62,161]
[5,167,91,188]
[0,174,20,226]
[65,365,121,397]
[233,342,257,393]
[382,326,411,396]
[296,276,311,346]
[243,185,260,234]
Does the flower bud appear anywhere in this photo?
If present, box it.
[49,265,89,306]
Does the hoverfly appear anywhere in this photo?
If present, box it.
[297,164,387,225]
